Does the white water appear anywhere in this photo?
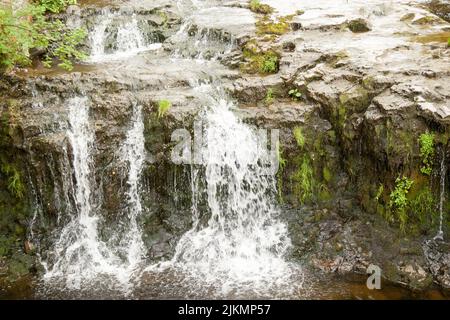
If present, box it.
[434,149,446,241]
[117,104,146,270]
[145,0,301,296]
[89,13,161,63]
[42,98,145,293]
[154,99,298,295]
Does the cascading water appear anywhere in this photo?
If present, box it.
[117,104,146,271]
[42,97,119,290]
[144,1,302,297]
[89,12,161,62]
[41,98,146,294]
[434,148,446,241]
[153,100,300,296]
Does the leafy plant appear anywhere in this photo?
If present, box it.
[293,156,315,204]
[0,2,86,72]
[0,162,24,199]
[38,0,77,13]
[157,99,172,118]
[419,132,435,175]
[289,88,302,101]
[293,126,305,149]
[389,177,414,232]
[261,54,278,73]
[265,88,274,105]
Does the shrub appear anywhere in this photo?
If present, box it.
[0,2,86,72]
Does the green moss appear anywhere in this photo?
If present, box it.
[323,167,332,183]
[293,127,305,149]
[292,155,315,204]
[255,15,294,36]
[347,18,371,33]
[276,142,287,203]
[249,0,273,14]
[410,186,437,232]
[264,88,275,105]
[418,132,435,176]
[241,42,280,74]
[157,99,172,118]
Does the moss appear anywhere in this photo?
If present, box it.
[249,0,274,14]
[323,167,332,183]
[264,88,275,105]
[347,18,371,33]
[292,155,315,204]
[157,99,172,118]
[255,15,294,36]
[241,41,280,74]
[293,127,305,149]
[276,143,287,203]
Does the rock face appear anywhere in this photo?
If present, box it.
[0,0,450,293]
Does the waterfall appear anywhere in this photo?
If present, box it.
[165,100,297,295]
[141,0,302,297]
[89,12,161,63]
[42,97,119,290]
[434,148,446,241]
[41,98,145,294]
[117,104,146,270]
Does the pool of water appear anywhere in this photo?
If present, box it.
[1,272,448,300]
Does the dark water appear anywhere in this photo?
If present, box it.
[1,272,448,300]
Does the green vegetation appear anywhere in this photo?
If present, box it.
[249,0,273,14]
[288,88,302,101]
[375,184,384,202]
[157,99,172,118]
[0,1,86,72]
[448,37,450,47]
[256,15,293,36]
[293,127,305,149]
[39,0,76,13]
[261,54,278,73]
[410,187,436,232]
[389,177,414,232]
[265,88,274,105]
[276,142,287,203]
[293,156,314,204]
[0,161,24,199]
[418,132,435,175]
[241,41,280,74]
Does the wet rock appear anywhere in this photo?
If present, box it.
[423,240,450,289]
[347,18,371,33]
